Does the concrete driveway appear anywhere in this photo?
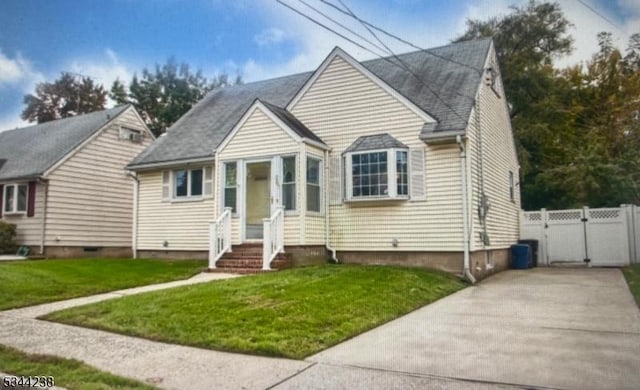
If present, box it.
[293,268,640,390]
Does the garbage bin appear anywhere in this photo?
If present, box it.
[510,244,530,269]
[518,239,539,267]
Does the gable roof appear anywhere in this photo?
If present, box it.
[260,101,325,145]
[344,133,408,154]
[128,38,492,169]
[0,105,129,181]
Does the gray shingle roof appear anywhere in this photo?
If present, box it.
[129,38,491,168]
[0,105,129,181]
[344,133,408,153]
[260,101,325,145]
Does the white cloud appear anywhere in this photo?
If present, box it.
[254,27,288,46]
[68,49,133,106]
[0,49,44,88]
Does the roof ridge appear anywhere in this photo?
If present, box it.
[0,105,129,134]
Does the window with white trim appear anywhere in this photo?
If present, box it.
[3,183,28,214]
[224,162,237,213]
[306,157,321,212]
[345,149,409,200]
[173,168,203,198]
[282,156,296,211]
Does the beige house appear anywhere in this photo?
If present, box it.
[128,38,520,281]
[0,105,153,257]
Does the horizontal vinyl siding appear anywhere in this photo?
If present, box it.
[291,55,464,251]
[45,108,152,247]
[1,182,45,247]
[218,108,300,161]
[468,48,520,250]
[137,170,214,250]
[217,107,303,245]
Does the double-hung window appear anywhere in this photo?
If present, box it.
[223,162,237,213]
[3,183,28,214]
[282,156,296,211]
[173,168,203,199]
[306,157,321,212]
[346,149,409,201]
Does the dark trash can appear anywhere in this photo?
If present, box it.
[518,239,539,267]
[510,244,530,270]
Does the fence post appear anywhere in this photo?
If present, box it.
[582,206,591,267]
[540,208,547,266]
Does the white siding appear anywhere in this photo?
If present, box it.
[45,108,152,247]
[1,182,45,247]
[216,107,303,245]
[291,55,464,251]
[137,170,215,250]
[467,46,520,250]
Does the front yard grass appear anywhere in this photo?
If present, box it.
[43,265,466,359]
[0,258,206,310]
[623,264,640,307]
[0,344,155,390]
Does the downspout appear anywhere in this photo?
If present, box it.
[127,172,139,259]
[324,149,339,263]
[38,177,49,255]
[457,135,476,284]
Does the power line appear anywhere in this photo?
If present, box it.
[278,0,474,122]
[333,0,473,117]
[576,0,627,36]
[320,0,481,73]
[296,0,388,56]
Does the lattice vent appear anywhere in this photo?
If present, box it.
[547,211,582,221]
[524,212,542,222]
[589,209,620,219]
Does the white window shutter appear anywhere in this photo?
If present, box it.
[328,155,342,205]
[204,166,214,198]
[162,171,171,201]
[409,148,426,201]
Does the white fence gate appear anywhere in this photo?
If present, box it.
[520,205,639,266]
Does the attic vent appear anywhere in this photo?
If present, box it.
[119,127,143,142]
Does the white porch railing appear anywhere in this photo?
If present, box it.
[209,207,232,269]
[263,207,284,270]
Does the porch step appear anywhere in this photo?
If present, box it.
[208,244,292,274]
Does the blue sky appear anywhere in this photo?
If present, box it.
[0,0,638,131]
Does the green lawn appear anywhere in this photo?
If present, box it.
[0,344,155,390]
[0,258,206,310]
[43,265,466,359]
[623,264,640,307]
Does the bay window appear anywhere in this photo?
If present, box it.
[346,148,409,200]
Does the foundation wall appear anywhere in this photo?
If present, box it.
[43,246,133,258]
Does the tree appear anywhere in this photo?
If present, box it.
[455,1,575,209]
[22,73,107,123]
[111,58,242,136]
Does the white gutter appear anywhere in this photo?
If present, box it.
[127,172,139,259]
[324,149,339,263]
[456,135,475,284]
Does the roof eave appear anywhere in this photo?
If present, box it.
[420,130,467,145]
[126,155,216,172]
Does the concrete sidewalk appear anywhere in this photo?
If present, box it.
[0,272,312,390]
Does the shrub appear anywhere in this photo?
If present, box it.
[0,221,17,254]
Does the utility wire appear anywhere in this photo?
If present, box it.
[333,0,473,119]
[276,0,387,58]
[576,0,627,36]
[296,0,388,56]
[320,0,481,73]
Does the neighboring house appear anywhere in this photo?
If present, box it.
[0,105,154,257]
[127,38,520,280]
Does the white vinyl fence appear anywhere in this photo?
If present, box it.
[520,205,639,266]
